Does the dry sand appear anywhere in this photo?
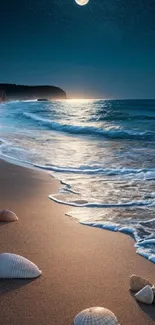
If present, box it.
[0,159,155,325]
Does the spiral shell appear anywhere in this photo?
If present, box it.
[0,253,42,278]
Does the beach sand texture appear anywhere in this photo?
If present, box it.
[0,159,155,325]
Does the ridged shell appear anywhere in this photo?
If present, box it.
[130,274,151,292]
[0,253,42,278]
[0,210,18,222]
[135,285,154,304]
[74,307,119,325]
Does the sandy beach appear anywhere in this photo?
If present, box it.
[0,159,155,325]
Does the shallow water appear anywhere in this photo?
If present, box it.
[0,99,155,262]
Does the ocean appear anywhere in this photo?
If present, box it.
[0,99,155,262]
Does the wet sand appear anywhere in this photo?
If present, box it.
[0,159,155,325]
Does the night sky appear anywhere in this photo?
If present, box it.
[1,0,155,98]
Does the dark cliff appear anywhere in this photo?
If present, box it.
[0,84,67,101]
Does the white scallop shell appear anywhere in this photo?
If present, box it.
[74,307,119,325]
[135,285,154,304]
[0,253,42,278]
[0,210,18,222]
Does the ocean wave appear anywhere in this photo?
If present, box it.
[49,195,154,208]
[23,112,154,140]
[2,99,155,265]
[89,114,155,123]
[0,138,9,145]
[34,163,155,177]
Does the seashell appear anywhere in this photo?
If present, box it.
[0,253,42,278]
[152,285,155,293]
[152,286,155,304]
[135,285,154,304]
[0,210,18,222]
[74,307,119,325]
[130,274,151,292]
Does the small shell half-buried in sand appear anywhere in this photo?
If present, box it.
[135,285,154,304]
[130,274,151,292]
[0,253,42,278]
[74,307,119,325]
[0,210,18,222]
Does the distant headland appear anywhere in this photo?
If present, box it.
[0,84,67,101]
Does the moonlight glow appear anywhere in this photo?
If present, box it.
[75,0,89,6]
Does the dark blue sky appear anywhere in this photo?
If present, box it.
[1,0,155,98]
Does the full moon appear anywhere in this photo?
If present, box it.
[75,0,89,6]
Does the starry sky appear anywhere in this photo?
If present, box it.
[1,0,155,98]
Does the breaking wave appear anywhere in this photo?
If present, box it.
[23,112,154,140]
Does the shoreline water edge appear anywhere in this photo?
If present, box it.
[0,99,155,265]
[1,158,155,325]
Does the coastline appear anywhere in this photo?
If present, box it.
[0,159,155,325]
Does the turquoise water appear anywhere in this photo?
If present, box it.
[0,99,155,262]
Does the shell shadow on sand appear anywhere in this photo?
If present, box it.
[0,221,10,227]
[130,291,155,321]
[0,278,36,295]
